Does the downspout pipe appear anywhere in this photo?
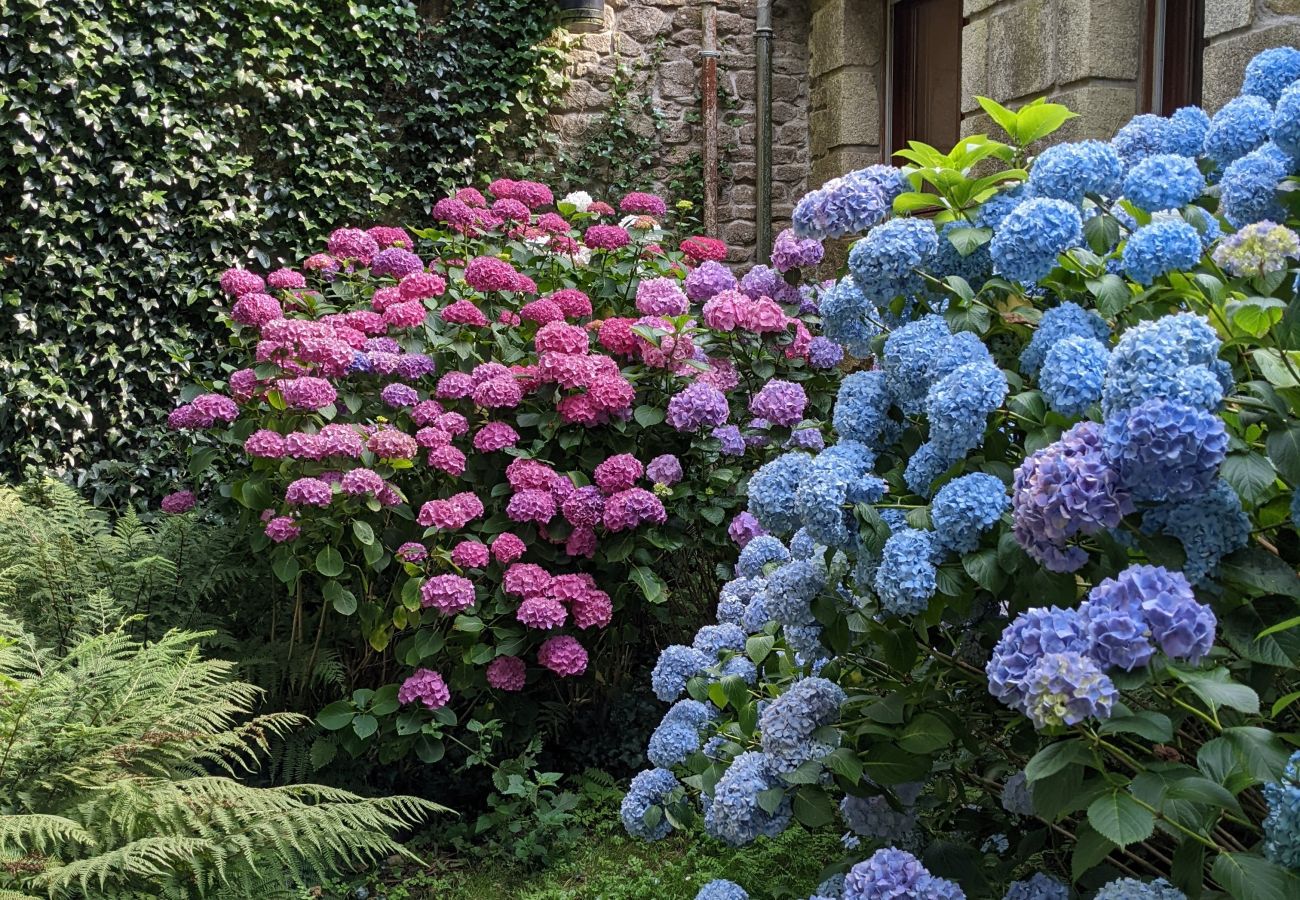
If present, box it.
[755,0,774,264]
[701,2,720,237]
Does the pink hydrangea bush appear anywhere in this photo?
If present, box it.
[168,183,836,760]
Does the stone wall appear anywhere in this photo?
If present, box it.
[552,0,810,263]
[1203,0,1300,111]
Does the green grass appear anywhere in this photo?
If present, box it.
[323,806,842,900]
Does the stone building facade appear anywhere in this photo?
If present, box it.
[551,1,1300,262]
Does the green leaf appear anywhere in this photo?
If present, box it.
[1222,727,1290,782]
[1220,546,1300,600]
[315,546,344,578]
[757,787,787,814]
[317,701,354,731]
[322,580,358,616]
[746,634,775,665]
[352,520,375,545]
[1099,711,1173,743]
[824,748,864,783]
[1014,101,1078,145]
[1251,348,1300,389]
[1268,423,1300,485]
[1169,666,1260,714]
[188,447,219,477]
[862,744,931,785]
[1221,452,1278,506]
[351,714,378,739]
[1085,272,1129,317]
[720,674,750,712]
[961,549,1004,593]
[271,553,299,586]
[633,404,664,427]
[310,737,337,770]
[1164,775,1242,815]
[1229,296,1287,338]
[792,787,836,828]
[1071,822,1116,881]
[629,565,667,604]
[1212,852,1300,900]
[1086,789,1155,847]
[975,96,1020,140]
[897,713,955,754]
[1025,739,1091,782]
[944,226,993,257]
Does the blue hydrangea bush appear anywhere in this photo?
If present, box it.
[628,48,1300,900]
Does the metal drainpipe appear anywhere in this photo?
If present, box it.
[701,3,720,237]
[755,0,774,264]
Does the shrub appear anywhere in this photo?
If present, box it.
[625,50,1300,900]
[163,186,837,766]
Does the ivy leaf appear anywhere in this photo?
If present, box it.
[1086,790,1154,847]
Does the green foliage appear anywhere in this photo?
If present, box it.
[0,0,566,498]
[0,614,446,898]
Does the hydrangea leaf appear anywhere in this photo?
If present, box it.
[1086,789,1155,847]
[1212,851,1300,900]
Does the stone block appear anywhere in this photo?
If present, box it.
[1204,0,1253,38]
[964,0,1001,15]
[988,0,1055,100]
[659,59,697,99]
[1266,0,1300,12]
[810,145,883,191]
[810,66,880,152]
[1055,0,1142,83]
[1203,24,1300,112]
[1049,84,1137,143]
[961,17,989,114]
[809,0,884,79]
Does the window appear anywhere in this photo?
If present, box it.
[1142,0,1204,115]
[887,0,963,159]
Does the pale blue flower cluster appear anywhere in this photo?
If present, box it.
[1220,143,1290,227]
[696,880,749,900]
[1001,771,1035,816]
[1112,109,1209,168]
[1003,873,1068,900]
[1040,336,1108,416]
[1274,81,1300,157]
[848,218,938,304]
[1243,46,1300,104]
[1121,220,1203,284]
[819,276,884,358]
[1102,313,1227,418]
[989,198,1084,284]
[1204,95,1273,168]
[792,165,909,240]
[620,767,681,840]
[1123,153,1205,211]
[648,699,716,767]
[843,848,965,900]
[704,750,792,845]
[875,529,938,616]
[651,645,711,702]
[1020,301,1110,377]
[1264,749,1300,869]
[1141,479,1250,585]
[930,473,1009,553]
[1102,398,1228,501]
[1027,140,1122,203]
[747,454,814,535]
[759,676,846,771]
[1094,878,1186,900]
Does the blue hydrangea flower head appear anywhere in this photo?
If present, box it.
[704,751,792,845]
[904,442,954,498]
[848,217,939,304]
[1102,398,1227,501]
[931,221,993,290]
[1001,771,1035,816]
[793,165,909,240]
[1243,46,1300,104]
[1123,154,1206,211]
[1120,564,1216,662]
[1003,873,1069,900]
[931,473,1009,553]
[1204,95,1274,169]
[1094,877,1187,900]
[721,655,758,684]
[1220,143,1291,227]
[798,453,863,549]
[840,795,919,844]
[883,314,955,414]
[1293,489,1300,530]
[1101,313,1226,417]
[651,645,711,702]
[833,371,893,449]
[1012,421,1133,571]
[821,276,884,358]
[987,606,1090,709]
[1041,335,1108,417]
[1142,479,1249,585]
[1122,220,1202,284]
[1021,301,1110,377]
[1113,114,1177,168]
[1021,650,1117,728]
[976,183,1033,229]
[694,623,748,657]
[874,529,938,616]
[759,676,846,771]
[1264,750,1300,869]
[621,767,681,840]
[789,528,823,560]
[1169,105,1211,156]
[1272,80,1300,157]
[648,721,703,768]
[695,880,749,900]
[813,874,847,900]
[1028,140,1123,203]
[766,559,827,626]
[741,589,773,633]
[991,198,1084,284]
[926,361,1009,459]
[737,534,791,577]
[843,848,966,900]
[785,622,827,659]
[809,335,846,369]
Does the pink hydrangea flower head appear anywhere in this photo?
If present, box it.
[635,277,689,316]
[512,273,538,294]
[451,540,490,568]
[161,490,196,514]
[397,542,428,563]
[436,411,469,436]
[435,371,476,399]
[427,445,467,476]
[367,225,413,249]
[398,668,451,709]
[340,468,385,496]
[456,186,487,207]
[504,562,553,598]
[231,293,283,328]
[420,574,476,614]
[535,321,590,355]
[646,454,683,487]
[499,310,522,326]
[327,227,379,264]
[228,368,260,401]
[594,454,644,495]
[587,200,616,217]
[417,491,484,529]
[571,590,613,629]
[537,352,593,389]
[492,533,527,565]
[286,432,324,460]
[520,298,566,325]
[265,516,301,543]
[602,488,668,531]
[399,272,446,301]
[267,268,306,290]
[434,197,475,230]
[538,635,588,677]
[318,423,365,458]
[697,356,741,393]
[587,373,636,412]
[786,318,813,358]
[285,477,333,507]
[619,191,668,217]
[595,317,638,356]
[702,289,747,331]
[303,253,341,277]
[507,489,558,525]
[464,256,519,293]
[561,485,605,527]
[473,422,520,452]
[219,267,265,297]
[411,400,445,426]
[366,351,401,375]
[371,287,403,313]
[557,394,603,426]
[470,362,510,384]
[245,429,288,459]
[566,525,598,558]
[344,310,387,335]
[371,247,424,280]
[277,377,337,411]
[506,458,558,491]
[472,377,523,409]
[584,224,631,251]
[396,353,436,381]
[508,180,554,210]
[487,655,527,691]
[680,235,729,263]
[367,427,418,460]
[441,300,490,327]
[381,383,420,409]
[492,198,530,221]
[537,212,571,234]
[548,288,592,319]
[383,300,428,330]
[547,573,594,602]
[736,296,787,333]
[416,426,452,449]
[517,595,568,629]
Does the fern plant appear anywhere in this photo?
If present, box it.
[0,616,447,898]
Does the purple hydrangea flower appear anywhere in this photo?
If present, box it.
[667,382,730,431]
[1102,398,1227,502]
[1021,651,1117,729]
[685,260,739,302]
[771,227,825,271]
[749,380,807,427]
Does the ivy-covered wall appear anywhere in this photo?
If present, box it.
[0,0,563,492]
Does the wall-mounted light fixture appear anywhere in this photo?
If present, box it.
[557,0,606,33]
